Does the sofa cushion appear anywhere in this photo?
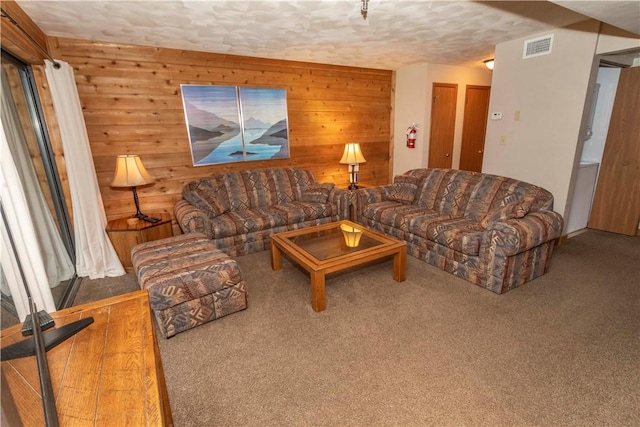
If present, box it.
[463,174,508,221]
[273,203,307,224]
[364,200,426,231]
[209,208,288,238]
[221,171,251,211]
[270,168,296,204]
[361,200,396,221]
[480,199,533,228]
[407,211,448,239]
[287,168,316,200]
[427,218,485,256]
[301,183,335,203]
[387,175,419,204]
[274,201,336,224]
[433,170,483,217]
[241,169,280,208]
[182,178,230,217]
[413,169,450,209]
[488,178,554,212]
[289,201,335,221]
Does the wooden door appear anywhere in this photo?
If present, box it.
[459,85,491,172]
[588,66,640,236]
[428,83,457,169]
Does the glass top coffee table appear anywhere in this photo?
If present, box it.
[270,220,407,312]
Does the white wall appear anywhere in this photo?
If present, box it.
[392,63,429,176]
[393,63,492,177]
[482,20,601,220]
[392,20,639,232]
[595,23,640,55]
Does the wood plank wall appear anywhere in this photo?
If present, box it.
[48,37,394,223]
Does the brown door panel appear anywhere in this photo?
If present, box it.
[589,67,640,236]
[428,83,457,169]
[460,85,491,172]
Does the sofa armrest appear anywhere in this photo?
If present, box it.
[329,188,351,220]
[174,199,212,238]
[485,210,564,256]
[352,185,395,220]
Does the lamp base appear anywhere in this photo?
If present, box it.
[348,183,359,190]
[133,212,161,224]
[130,187,160,223]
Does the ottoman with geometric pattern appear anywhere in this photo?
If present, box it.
[131,232,247,338]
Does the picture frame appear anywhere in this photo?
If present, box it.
[180,85,290,166]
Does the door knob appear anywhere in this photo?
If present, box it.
[478,150,483,154]
[445,153,450,157]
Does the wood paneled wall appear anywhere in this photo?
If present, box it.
[48,37,394,223]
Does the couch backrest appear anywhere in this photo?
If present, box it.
[401,168,554,219]
[183,168,317,213]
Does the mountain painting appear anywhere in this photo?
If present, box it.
[180,85,290,166]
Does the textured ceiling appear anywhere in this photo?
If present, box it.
[13,1,638,70]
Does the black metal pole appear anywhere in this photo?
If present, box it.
[30,299,59,427]
[132,186,143,218]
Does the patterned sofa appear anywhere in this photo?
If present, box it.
[353,168,564,294]
[175,167,350,256]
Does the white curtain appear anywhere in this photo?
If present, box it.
[1,122,56,319]
[44,60,125,279]
[1,68,75,288]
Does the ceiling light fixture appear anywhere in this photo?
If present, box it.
[484,59,495,70]
[361,0,369,19]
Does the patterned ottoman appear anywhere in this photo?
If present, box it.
[131,232,247,338]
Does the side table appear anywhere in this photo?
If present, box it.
[0,290,173,426]
[341,183,370,221]
[106,213,173,273]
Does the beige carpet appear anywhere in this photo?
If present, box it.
[152,230,639,427]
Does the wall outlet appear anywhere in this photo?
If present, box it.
[491,112,503,120]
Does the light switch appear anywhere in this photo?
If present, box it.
[491,112,503,120]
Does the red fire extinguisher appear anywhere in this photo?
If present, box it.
[406,123,418,148]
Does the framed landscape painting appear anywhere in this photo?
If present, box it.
[180,85,290,166]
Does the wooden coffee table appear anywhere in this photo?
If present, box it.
[270,220,407,312]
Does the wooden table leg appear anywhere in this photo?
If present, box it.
[310,270,326,312]
[271,242,282,271]
[393,246,407,282]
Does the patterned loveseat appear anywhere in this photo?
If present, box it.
[175,168,350,256]
[353,168,564,294]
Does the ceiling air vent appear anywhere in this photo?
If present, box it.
[523,34,554,59]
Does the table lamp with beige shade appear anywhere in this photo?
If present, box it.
[339,142,366,190]
[110,154,160,223]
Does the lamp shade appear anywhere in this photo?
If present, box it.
[339,143,366,165]
[340,223,363,248]
[110,155,154,188]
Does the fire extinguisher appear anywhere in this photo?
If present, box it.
[406,123,418,148]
